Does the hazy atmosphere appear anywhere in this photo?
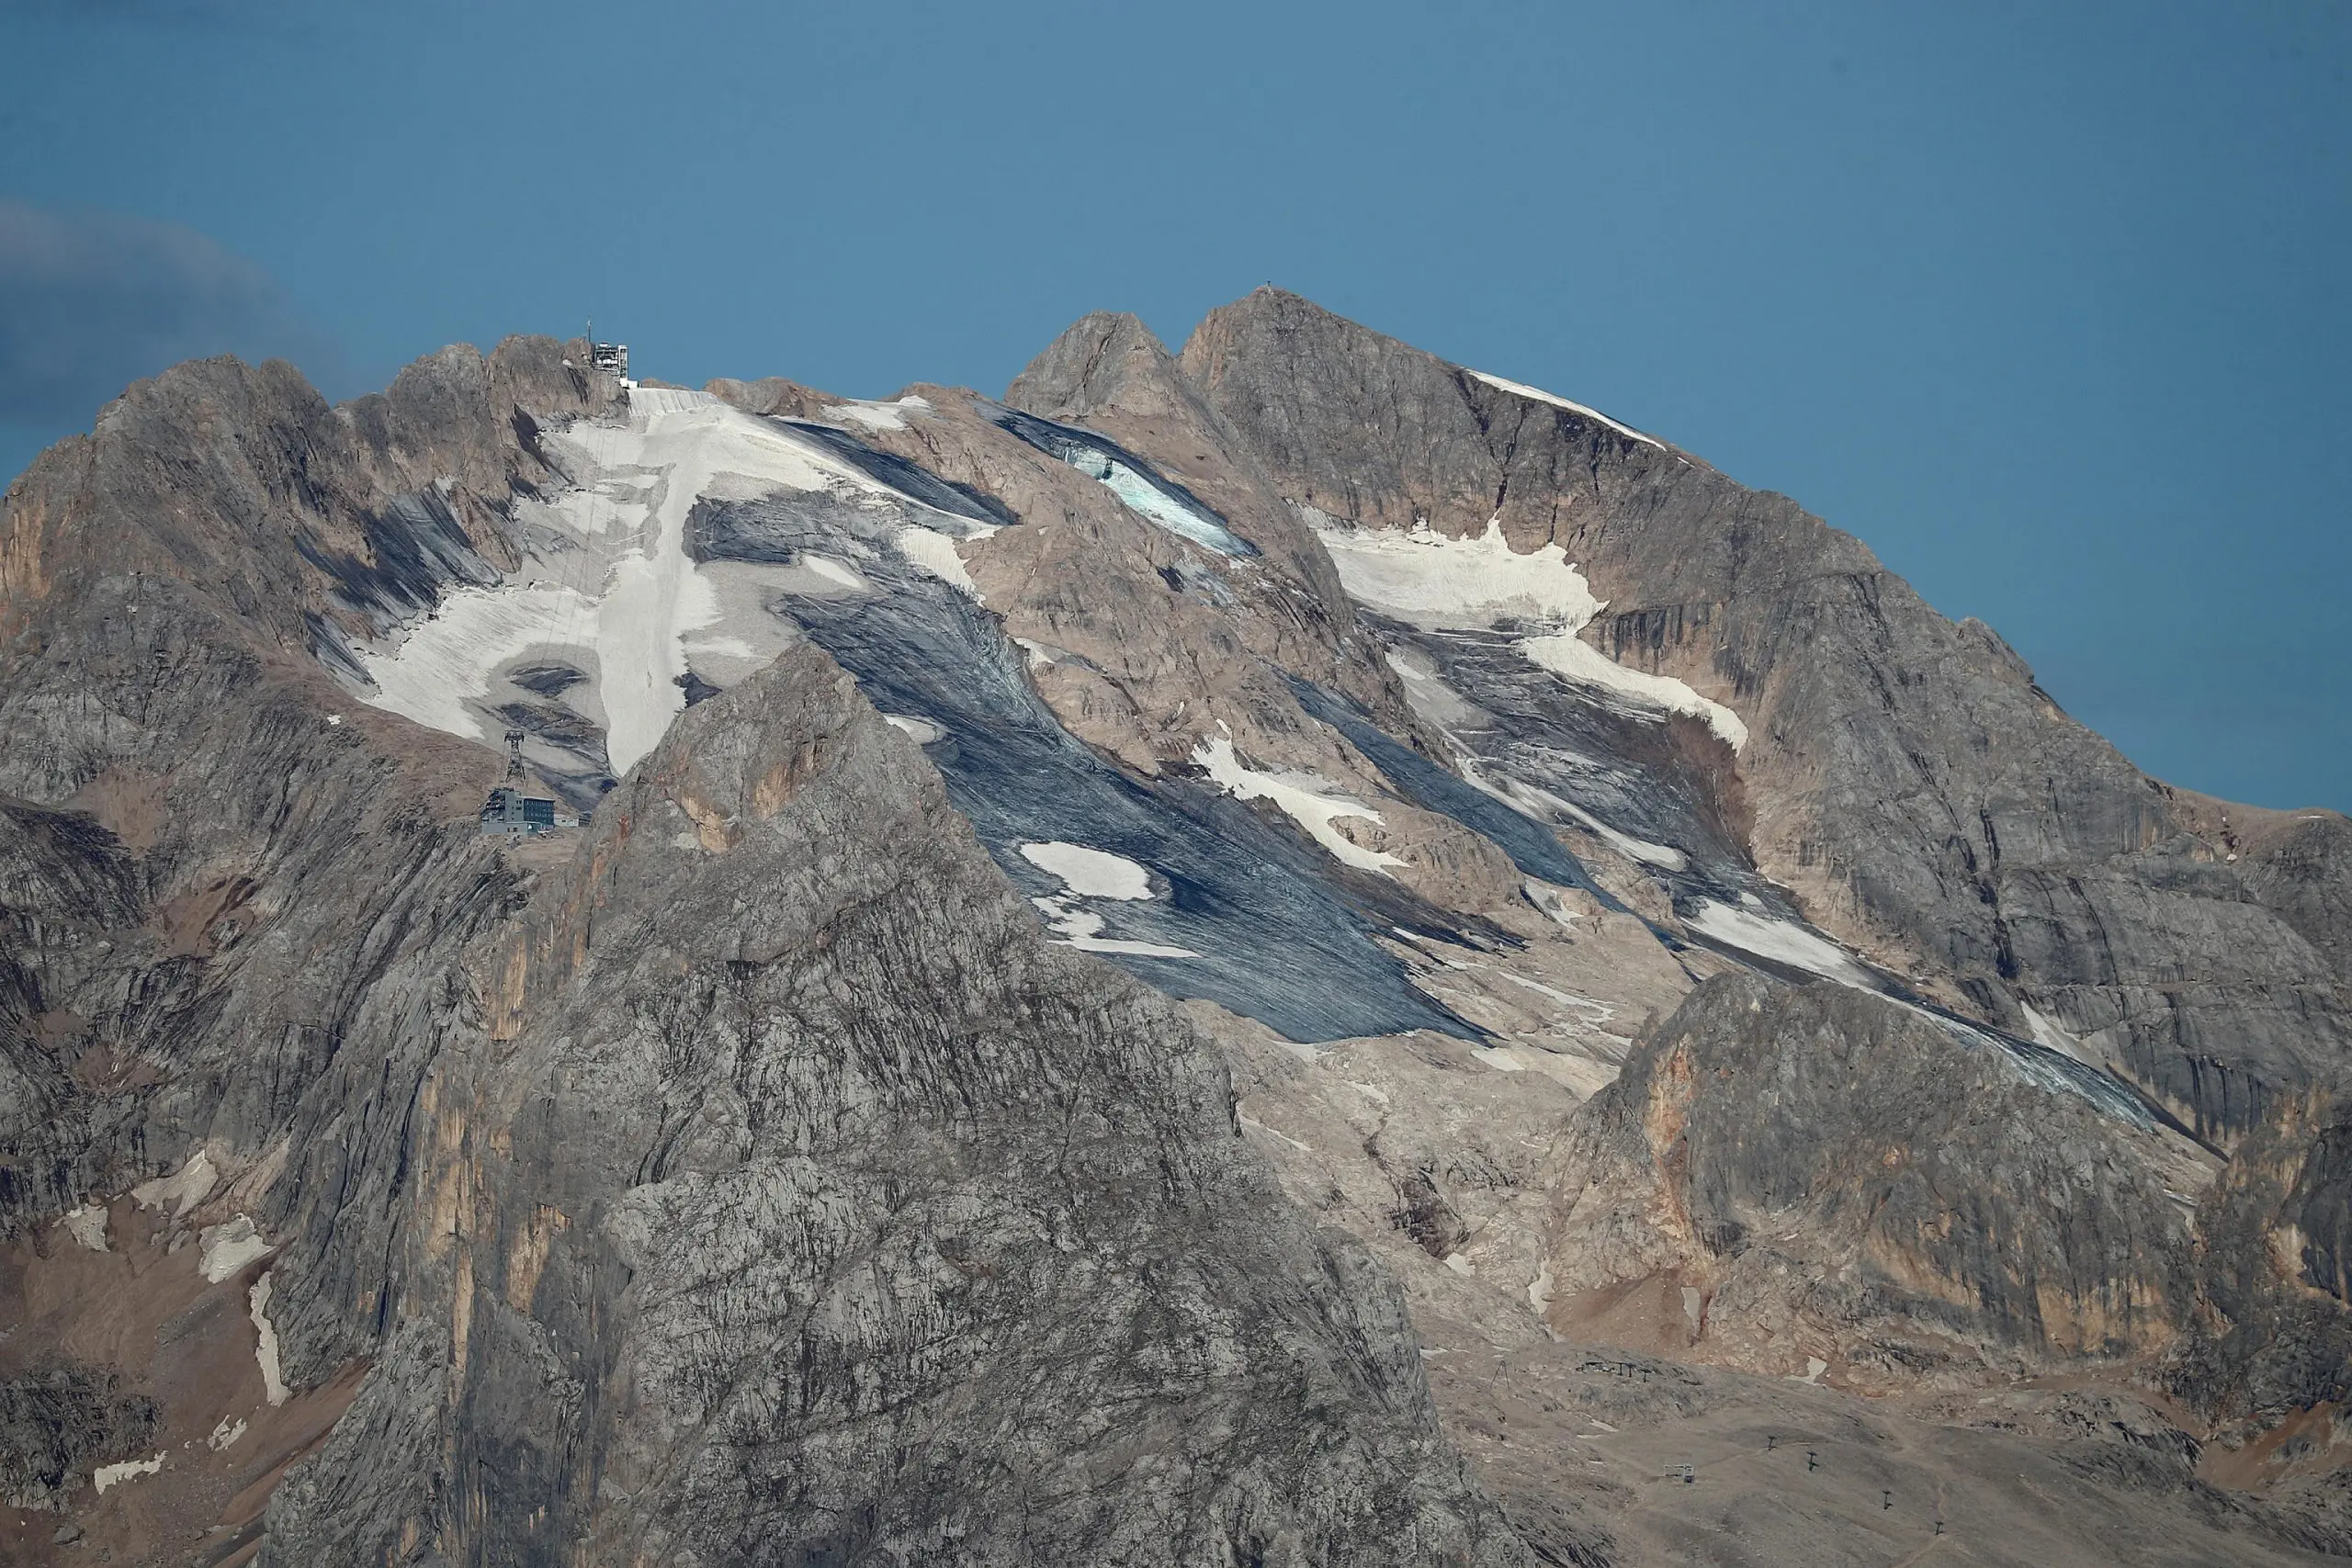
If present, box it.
[2,0,2344,808]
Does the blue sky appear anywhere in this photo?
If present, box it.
[3,1,2345,809]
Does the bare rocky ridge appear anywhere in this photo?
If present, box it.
[264,645,1524,1567]
[1177,287,2352,1144]
[0,288,2345,1565]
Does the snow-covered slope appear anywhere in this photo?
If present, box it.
[346,390,994,793]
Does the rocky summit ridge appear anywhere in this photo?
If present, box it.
[0,287,2346,1566]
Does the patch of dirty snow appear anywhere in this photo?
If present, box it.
[895,525,986,599]
[1313,518,1601,630]
[1311,515,1745,750]
[1021,840,1154,900]
[1682,901,1876,987]
[1029,895,1198,960]
[1068,935,1204,958]
[1529,1261,1555,1315]
[1787,1356,1829,1385]
[250,1273,288,1406]
[1444,1252,1476,1276]
[1494,970,1615,1020]
[57,1203,107,1253]
[196,1215,273,1283]
[628,386,718,415]
[1469,369,1664,449]
[356,396,975,777]
[1522,879,1585,928]
[94,1454,165,1493]
[797,553,871,592]
[1521,631,1748,750]
[820,394,932,432]
[1193,736,1406,874]
[132,1149,219,1218]
[1383,643,1487,728]
[1465,767,1691,872]
[882,713,944,743]
[1346,1079,1391,1107]
[1471,1045,1529,1073]
[2018,999,2094,1065]
[1681,1285,1704,1333]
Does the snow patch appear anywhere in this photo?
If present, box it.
[628,386,718,415]
[894,525,983,599]
[1528,1260,1555,1316]
[797,553,871,592]
[196,1215,273,1283]
[207,1416,246,1450]
[1522,879,1585,928]
[353,581,602,746]
[1444,1252,1476,1276]
[57,1203,107,1253]
[882,713,944,743]
[93,1454,164,1493]
[1065,935,1204,958]
[1469,369,1664,449]
[250,1272,288,1406]
[1682,901,1876,987]
[820,394,931,432]
[1522,631,1748,750]
[354,397,971,777]
[1471,1045,1529,1073]
[1030,897,1199,959]
[1193,737,1406,874]
[2018,999,2094,1064]
[1495,970,1615,1020]
[1485,773,1690,871]
[1022,841,1192,954]
[1021,840,1154,900]
[1314,518,1601,629]
[1309,516,1745,750]
[1787,1356,1829,1385]
[132,1149,219,1218]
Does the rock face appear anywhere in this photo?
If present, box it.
[266,646,1522,1567]
[0,290,2346,1565]
[1536,975,2211,1386]
[1180,288,2352,1143]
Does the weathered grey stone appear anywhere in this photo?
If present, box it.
[1178,287,2352,1141]
[260,644,1526,1567]
[3,288,2346,1567]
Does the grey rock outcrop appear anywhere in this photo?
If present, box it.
[1536,974,2215,1386]
[265,643,1524,1566]
[0,347,1532,1565]
[1177,287,2352,1141]
[0,1358,158,1510]
[3,283,2346,1567]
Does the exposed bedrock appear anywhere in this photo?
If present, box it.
[2,288,2347,1564]
[1170,287,2352,1140]
[264,644,1529,1568]
[1533,971,2352,1448]
[1537,974,2216,1388]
